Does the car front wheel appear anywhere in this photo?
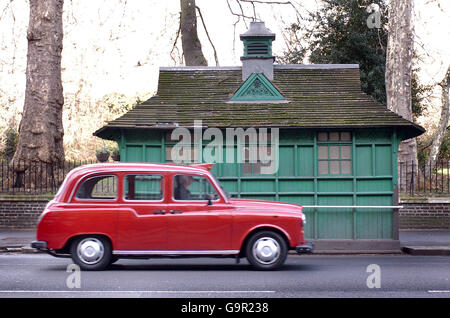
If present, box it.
[70,236,112,271]
[245,231,288,270]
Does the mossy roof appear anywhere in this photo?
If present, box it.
[94,64,424,140]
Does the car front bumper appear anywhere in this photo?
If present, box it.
[295,242,314,254]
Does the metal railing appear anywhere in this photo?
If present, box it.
[399,160,450,196]
[0,159,449,196]
[0,159,95,195]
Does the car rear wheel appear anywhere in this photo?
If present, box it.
[245,231,288,270]
[70,236,112,271]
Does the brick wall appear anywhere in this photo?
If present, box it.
[400,199,450,229]
[1,197,450,229]
[0,199,49,229]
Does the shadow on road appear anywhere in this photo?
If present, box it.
[41,262,318,272]
[109,261,318,272]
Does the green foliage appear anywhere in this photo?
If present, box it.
[95,145,120,161]
[438,131,450,160]
[417,130,450,165]
[1,128,18,160]
[410,64,432,119]
[280,0,388,105]
[110,147,120,156]
[417,145,428,166]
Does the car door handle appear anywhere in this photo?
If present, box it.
[169,210,183,214]
[153,210,166,215]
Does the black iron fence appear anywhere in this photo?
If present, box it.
[1,159,450,196]
[399,160,450,196]
[0,159,95,195]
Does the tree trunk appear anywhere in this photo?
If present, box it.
[12,0,65,168]
[426,66,450,172]
[11,0,64,188]
[180,0,208,66]
[385,0,417,189]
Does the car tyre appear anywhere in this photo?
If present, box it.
[70,236,112,271]
[245,231,288,270]
[109,256,120,265]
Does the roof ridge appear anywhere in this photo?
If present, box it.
[159,64,359,72]
[274,64,359,70]
[160,66,241,71]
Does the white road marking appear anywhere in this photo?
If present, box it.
[428,290,450,293]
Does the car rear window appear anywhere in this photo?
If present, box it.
[124,174,164,201]
[75,175,118,200]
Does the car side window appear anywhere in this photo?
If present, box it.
[173,174,219,201]
[124,174,164,201]
[75,175,118,200]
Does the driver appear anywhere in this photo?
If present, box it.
[174,175,193,200]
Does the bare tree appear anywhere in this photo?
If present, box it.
[385,0,417,179]
[11,0,65,184]
[180,0,208,66]
[426,66,450,171]
[173,1,304,66]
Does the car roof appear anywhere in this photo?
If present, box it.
[56,162,226,203]
[68,163,211,177]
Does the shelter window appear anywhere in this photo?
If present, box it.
[317,132,352,175]
[242,145,272,175]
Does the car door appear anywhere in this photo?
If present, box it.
[167,173,233,251]
[116,173,168,251]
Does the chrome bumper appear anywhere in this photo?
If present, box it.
[295,242,314,254]
[31,240,47,250]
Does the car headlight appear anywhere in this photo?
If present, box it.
[300,213,306,225]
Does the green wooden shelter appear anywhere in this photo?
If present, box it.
[94,22,424,252]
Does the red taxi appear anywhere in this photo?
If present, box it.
[32,163,312,270]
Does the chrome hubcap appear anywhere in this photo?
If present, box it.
[252,237,280,265]
[77,238,104,265]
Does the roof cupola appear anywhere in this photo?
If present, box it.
[240,21,275,81]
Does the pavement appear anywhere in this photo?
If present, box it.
[0,228,449,255]
[398,230,450,256]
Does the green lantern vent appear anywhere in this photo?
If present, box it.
[244,40,272,57]
[230,73,285,102]
[240,21,275,59]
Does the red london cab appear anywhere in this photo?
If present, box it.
[32,163,313,270]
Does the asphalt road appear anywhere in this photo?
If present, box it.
[0,253,449,299]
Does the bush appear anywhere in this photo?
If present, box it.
[1,128,18,160]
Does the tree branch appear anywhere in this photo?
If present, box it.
[238,0,303,21]
[170,12,183,65]
[226,0,254,21]
[195,5,219,66]
[0,0,15,21]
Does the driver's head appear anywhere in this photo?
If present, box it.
[179,175,194,188]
